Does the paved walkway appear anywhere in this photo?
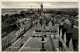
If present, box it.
[5,24,36,51]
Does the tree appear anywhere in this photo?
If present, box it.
[20,11,26,18]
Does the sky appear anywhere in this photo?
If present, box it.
[1,1,78,8]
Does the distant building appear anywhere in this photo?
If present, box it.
[41,3,43,13]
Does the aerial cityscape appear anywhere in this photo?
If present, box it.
[1,2,78,51]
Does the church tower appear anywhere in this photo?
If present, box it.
[41,3,43,14]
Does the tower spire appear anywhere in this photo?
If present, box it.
[41,2,43,13]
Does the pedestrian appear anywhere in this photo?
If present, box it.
[62,19,72,48]
[51,18,55,26]
[66,26,72,48]
[59,18,65,40]
[39,18,42,26]
[72,24,78,51]
[59,19,64,35]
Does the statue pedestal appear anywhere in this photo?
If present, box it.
[40,43,46,51]
[39,35,47,51]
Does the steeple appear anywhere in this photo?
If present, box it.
[41,2,43,13]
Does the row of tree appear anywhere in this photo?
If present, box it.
[2,8,78,24]
[2,10,35,24]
